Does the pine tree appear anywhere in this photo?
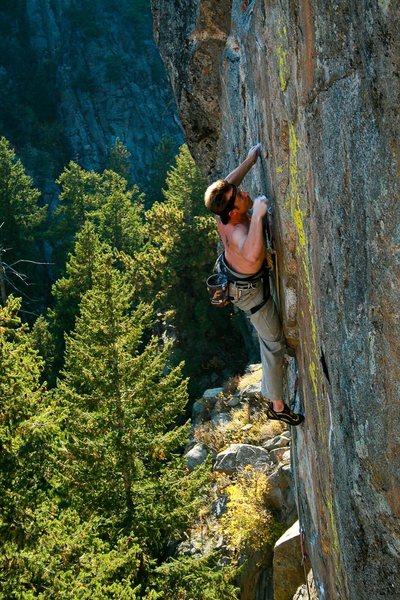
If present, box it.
[145,134,178,207]
[40,222,113,384]
[92,169,144,255]
[55,262,205,549]
[132,144,246,393]
[0,299,145,597]
[0,137,46,309]
[50,161,102,274]
[144,552,239,599]
[50,163,144,275]
[0,296,58,549]
[106,137,132,183]
[133,144,214,301]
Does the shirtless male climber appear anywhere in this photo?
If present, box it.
[204,144,304,426]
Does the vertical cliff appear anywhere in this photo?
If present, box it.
[0,0,182,193]
[152,1,400,598]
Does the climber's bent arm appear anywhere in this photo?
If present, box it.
[225,143,261,186]
[230,197,268,264]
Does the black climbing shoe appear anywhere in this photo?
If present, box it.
[266,403,304,427]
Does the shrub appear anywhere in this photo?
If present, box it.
[219,466,283,555]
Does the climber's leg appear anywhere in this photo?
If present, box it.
[250,295,285,404]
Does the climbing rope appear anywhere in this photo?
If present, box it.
[291,378,312,598]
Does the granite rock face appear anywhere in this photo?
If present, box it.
[153,1,400,598]
[273,520,306,600]
[0,1,182,192]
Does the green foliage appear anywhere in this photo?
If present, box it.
[51,163,144,274]
[220,466,284,555]
[46,184,144,382]
[0,136,254,595]
[91,173,144,255]
[55,263,207,539]
[144,552,239,600]
[0,273,214,596]
[0,297,59,547]
[0,137,47,310]
[106,137,132,182]
[0,138,44,243]
[1,503,145,599]
[30,313,57,383]
[131,145,246,393]
[44,223,114,383]
[51,162,101,267]
[145,135,179,207]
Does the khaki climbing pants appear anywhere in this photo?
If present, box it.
[228,267,285,401]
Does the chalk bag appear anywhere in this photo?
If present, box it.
[206,273,230,308]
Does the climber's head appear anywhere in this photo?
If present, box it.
[204,180,252,224]
[204,179,235,224]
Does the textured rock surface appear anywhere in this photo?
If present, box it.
[263,432,290,451]
[266,463,296,524]
[273,520,306,600]
[0,1,181,192]
[152,0,232,177]
[293,570,318,600]
[214,443,270,474]
[153,1,400,598]
[184,442,208,470]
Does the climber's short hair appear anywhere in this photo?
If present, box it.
[204,179,236,225]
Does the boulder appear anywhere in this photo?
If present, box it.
[202,387,224,403]
[213,443,270,474]
[226,395,241,408]
[240,381,261,400]
[211,494,228,518]
[266,464,297,523]
[191,398,207,424]
[270,447,291,464]
[273,520,306,600]
[185,443,208,470]
[264,433,291,451]
[245,363,262,373]
[211,412,230,426]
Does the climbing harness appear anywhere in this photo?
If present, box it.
[219,252,270,314]
[206,253,270,314]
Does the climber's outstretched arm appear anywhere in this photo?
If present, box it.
[225,143,261,186]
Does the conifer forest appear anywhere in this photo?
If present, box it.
[0,2,247,598]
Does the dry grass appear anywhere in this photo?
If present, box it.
[236,365,263,391]
[193,403,286,453]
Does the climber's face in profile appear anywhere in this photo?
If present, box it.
[225,188,253,218]
[235,189,253,212]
